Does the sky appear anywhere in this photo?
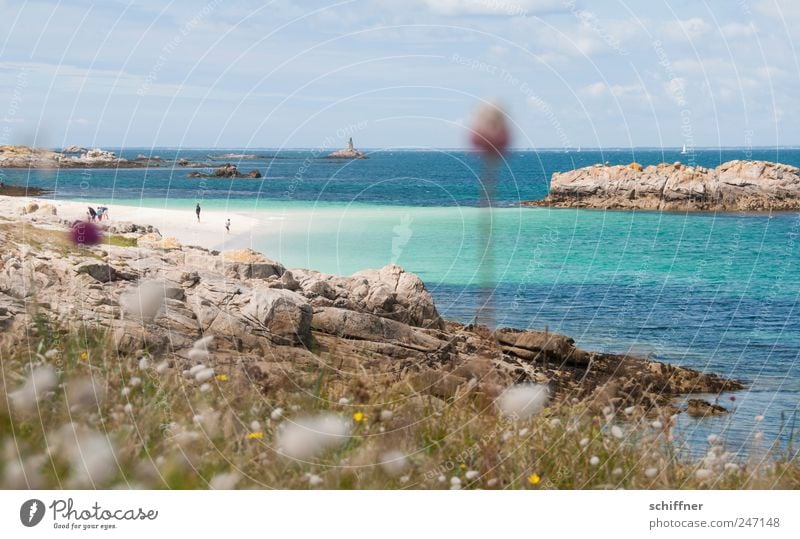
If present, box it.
[0,0,798,149]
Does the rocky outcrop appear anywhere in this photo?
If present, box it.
[0,145,149,169]
[0,208,745,417]
[527,160,800,211]
[327,138,366,159]
[187,163,261,179]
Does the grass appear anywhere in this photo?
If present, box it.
[1,318,798,490]
[105,234,138,247]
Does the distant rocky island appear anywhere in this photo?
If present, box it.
[526,160,800,211]
[0,145,154,169]
[328,138,366,159]
[187,163,262,178]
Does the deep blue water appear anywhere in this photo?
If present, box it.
[3,147,799,456]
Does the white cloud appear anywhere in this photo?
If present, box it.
[720,22,756,38]
[421,0,562,17]
[663,17,710,41]
[583,81,607,97]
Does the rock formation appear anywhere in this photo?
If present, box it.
[0,197,743,416]
[527,160,800,211]
[187,163,261,178]
[327,138,366,159]
[0,145,150,169]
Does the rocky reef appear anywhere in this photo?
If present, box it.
[526,160,800,211]
[328,138,366,159]
[187,163,262,178]
[0,200,742,418]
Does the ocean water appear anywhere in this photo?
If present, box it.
[5,147,800,456]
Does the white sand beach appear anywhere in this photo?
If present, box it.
[0,195,258,250]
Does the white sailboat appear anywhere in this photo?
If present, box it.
[680,144,687,154]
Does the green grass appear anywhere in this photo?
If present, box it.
[1,318,798,490]
[105,234,138,247]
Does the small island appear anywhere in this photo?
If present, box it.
[526,160,800,211]
[327,137,367,159]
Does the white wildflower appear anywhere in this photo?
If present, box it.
[754,415,764,422]
[50,424,116,488]
[399,475,410,484]
[380,409,393,421]
[121,387,131,397]
[695,469,713,480]
[589,456,600,466]
[623,406,636,416]
[124,403,133,414]
[270,408,283,421]
[188,348,211,362]
[486,478,498,487]
[156,361,169,374]
[189,364,207,376]
[465,470,479,480]
[518,428,529,437]
[308,474,323,487]
[209,472,240,490]
[495,383,549,419]
[707,434,720,444]
[437,475,446,483]
[199,383,211,393]
[724,462,740,472]
[610,425,624,439]
[138,357,150,370]
[549,418,561,428]
[250,420,262,432]
[754,431,764,441]
[129,377,142,387]
[651,420,663,429]
[579,437,589,447]
[120,281,164,321]
[193,335,214,351]
[44,349,59,360]
[645,467,658,478]
[9,365,58,413]
[194,368,215,383]
[276,413,351,460]
[379,450,408,477]
[612,467,623,476]
[338,397,350,405]
[450,476,461,489]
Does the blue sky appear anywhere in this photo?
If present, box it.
[0,0,798,149]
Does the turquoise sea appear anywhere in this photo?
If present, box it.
[4,147,799,456]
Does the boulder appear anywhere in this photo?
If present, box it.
[242,288,312,345]
[311,307,444,353]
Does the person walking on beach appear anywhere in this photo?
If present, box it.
[88,206,97,222]
[225,218,230,234]
[195,203,201,222]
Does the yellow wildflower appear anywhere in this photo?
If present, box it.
[353,411,365,422]
[459,463,467,470]
[246,432,264,440]
[80,351,88,361]
[528,473,541,485]
[216,374,228,381]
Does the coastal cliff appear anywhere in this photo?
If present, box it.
[526,160,800,211]
[0,145,153,168]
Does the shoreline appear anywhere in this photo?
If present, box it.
[0,195,258,250]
